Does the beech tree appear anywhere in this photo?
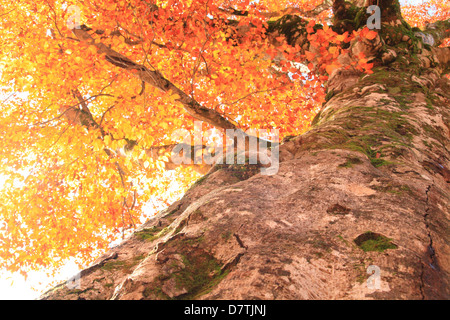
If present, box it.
[0,0,449,299]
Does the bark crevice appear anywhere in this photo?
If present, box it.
[424,185,439,272]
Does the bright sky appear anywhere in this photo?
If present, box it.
[0,258,80,300]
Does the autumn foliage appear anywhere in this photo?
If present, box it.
[0,0,448,277]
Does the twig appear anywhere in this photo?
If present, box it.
[115,162,137,230]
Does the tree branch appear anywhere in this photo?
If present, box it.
[60,87,214,173]
[72,27,238,131]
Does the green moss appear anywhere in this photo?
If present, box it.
[101,255,145,272]
[425,97,434,110]
[224,163,262,181]
[101,260,126,271]
[325,89,335,102]
[192,173,210,186]
[356,270,367,284]
[422,123,444,142]
[360,68,422,95]
[392,94,414,109]
[221,231,233,240]
[316,127,350,144]
[311,109,323,126]
[174,219,187,234]
[388,87,401,95]
[144,234,231,300]
[173,253,229,300]
[354,232,397,252]
[358,238,397,252]
[334,139,378,165]
[370,157,394,168]
[166,208,178,217]
[331,1,365,33]
[327,204,351,215]
[318,105,417,166]
[143,279,172,300]
[282,135,296,142]
[337,235,349,246]
[135,226,169,242]
[308,237,332,253]
[133,254,146,262]
[347,144,390,167]
[375,184,412,195]
[190,209,208,222]
[352,261,373,284]
[67,287,95,296]
[338,156,363,168]
[380,23,420,50]
[93,277,105,283]
[183,235,205,246]
[353,7,367,29]
[359,67,392,84]
[297,67,428,163]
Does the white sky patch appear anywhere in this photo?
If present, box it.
[0,260,80,300]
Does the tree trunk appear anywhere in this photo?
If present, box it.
[41,62,449,300]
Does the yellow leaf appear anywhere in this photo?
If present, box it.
[104,135,111,146]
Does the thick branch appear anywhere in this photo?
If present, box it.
[70,26,280,173]
[72,27,237,131]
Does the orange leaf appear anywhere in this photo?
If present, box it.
[326,63,340,75]
[365,30,378,40]
[305,50,316,61]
